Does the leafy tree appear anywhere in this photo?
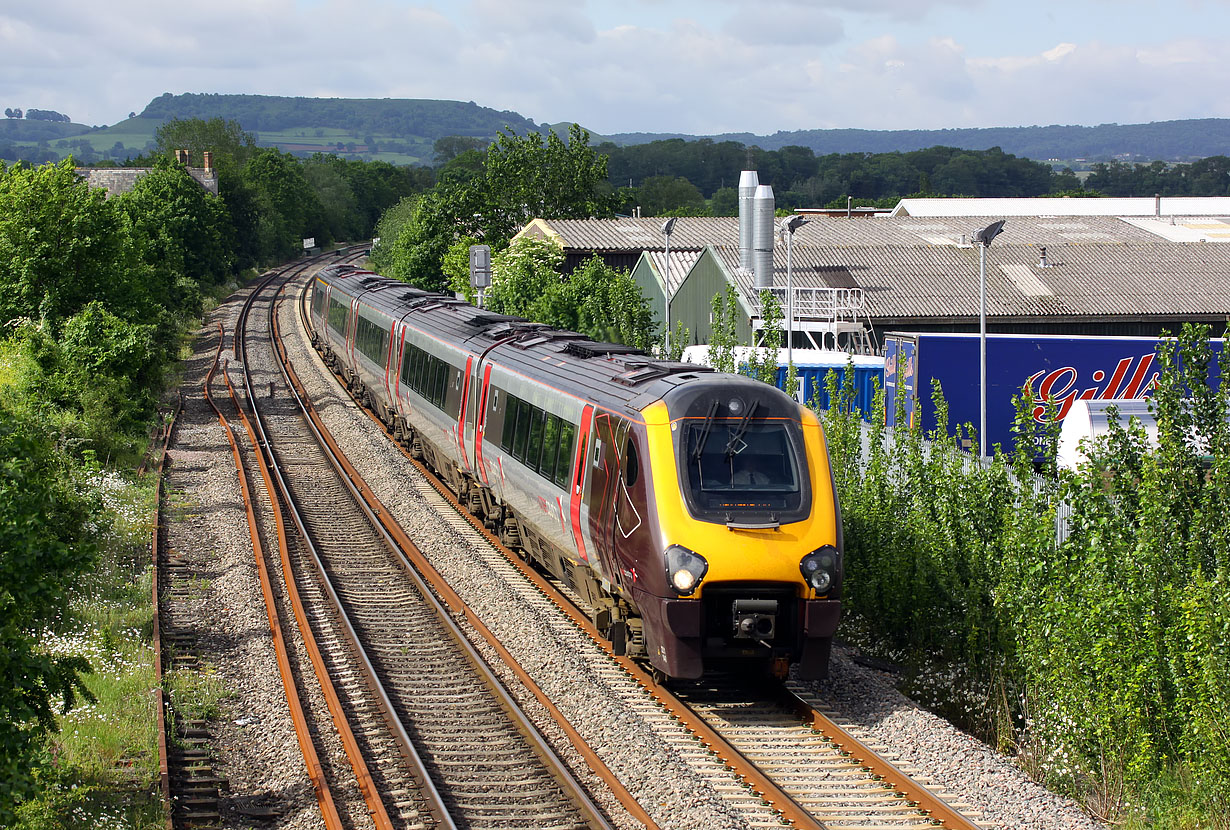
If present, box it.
[377,124,615,288]
[634,175,706,216]
[153,117,257,169]
[485,237,566,320]
[442,235,482,302]
[483,240,654,346]
[745,290,784,385]
[434,135,487,164]
[567,256,656,348]
[0,404,97,821]
[0,159,143,325]
[707,286,740,374]
[241,148,325,259]
[117,156,233,293]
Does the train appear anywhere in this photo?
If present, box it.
[306,264,843,681]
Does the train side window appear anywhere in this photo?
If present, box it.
[624,438,639,487]
[431,359,448,408]
[400,344,413,387]
[512,401,532,461]
[539,415,561,480]
[554,421,576,488]
[502,396,521,451]
[526,408,546,472]
[327,297,349,334]
[411,347,426,393]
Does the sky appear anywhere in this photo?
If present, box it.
[4,0,1230,136]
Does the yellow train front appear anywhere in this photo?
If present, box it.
[627,375,842,681]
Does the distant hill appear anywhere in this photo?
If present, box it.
[134,93,544,164]
[604,119,1230,166]
[3,92,1229,168]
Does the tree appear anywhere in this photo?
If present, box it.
[434,135,487,164]
[567,256,655,348]
[485,237,566,320]
[707,286,740,374]
[154,117,257,170]
[117,156,234,293]
[0,159,143,326]
[24,109,70,124]
[634,175,706,216]
[375,124,615,288]
[4,108,21,119]
[483,240,654,347]
[0,404,97,821]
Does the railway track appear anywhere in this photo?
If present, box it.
[280,265,993,830]
[215,261,618,829]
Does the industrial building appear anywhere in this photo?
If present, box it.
[513,181,1230,352]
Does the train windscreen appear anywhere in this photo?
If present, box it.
[680,416,808,520]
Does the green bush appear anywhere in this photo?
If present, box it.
[820,325,1230,824]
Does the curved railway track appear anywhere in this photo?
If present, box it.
[282,264,993,830]
[210,258,618,830]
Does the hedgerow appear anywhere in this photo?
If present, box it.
[820,323,1230,826]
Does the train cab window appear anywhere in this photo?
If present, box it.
[624,439,639,487]
[554,421,576,488]
[681,418,809,523]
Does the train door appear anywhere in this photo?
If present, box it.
[568,405,595,566]
[586,414,629,584]
[611,425,652,595]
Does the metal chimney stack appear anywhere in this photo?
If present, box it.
[738,170,759,270]
[752,184,775,289]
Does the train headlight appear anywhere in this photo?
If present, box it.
[665,545,709,596]
[800,545,839,595]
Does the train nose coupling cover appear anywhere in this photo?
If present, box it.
[732,599,778,639]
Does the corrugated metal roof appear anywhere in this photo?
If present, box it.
[643,250,703,295]
[890,196,1230,218]
[709,238,1230,321]
[525,214,1230,323]
[530,217,739,251]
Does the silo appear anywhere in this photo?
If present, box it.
[738,170,759,270]
[752,184,775,289]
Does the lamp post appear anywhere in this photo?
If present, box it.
[661,217,678,357]
[973,219,1006,458]
[780,215,808,367]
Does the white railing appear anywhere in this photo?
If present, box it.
[752,286,866,319]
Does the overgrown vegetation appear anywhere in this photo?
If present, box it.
[0,120,410,822]
[818,324,1230,827]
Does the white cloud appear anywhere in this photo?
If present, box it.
[2,0,1230,136]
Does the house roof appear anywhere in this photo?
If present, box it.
[76,166,219,197]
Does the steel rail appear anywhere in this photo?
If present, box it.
[294,273,991,830]
[292,277,820,830]
[203,314,347,830]
[275,272,618,830]
[775,685,984,830]
[151,390,184,830]
[229,266,405,830]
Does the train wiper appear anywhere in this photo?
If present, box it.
[691,399,720,461]
[724,400,760,457]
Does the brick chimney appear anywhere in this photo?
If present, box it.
[203,151,213,173]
